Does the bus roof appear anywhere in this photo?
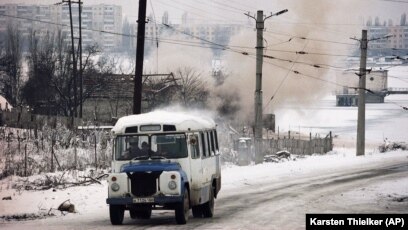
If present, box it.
[112,111,216,135]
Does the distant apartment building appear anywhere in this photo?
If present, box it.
[0,4,61,36]
[0,3,122,51]
[366,13,408,51]
[367,25,408,50]
[127,22,243,54]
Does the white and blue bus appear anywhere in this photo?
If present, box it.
[106,111,221,225]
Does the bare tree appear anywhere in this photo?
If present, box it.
[21,29,108,117]
[174,67,209,108]
[0,24,23,106]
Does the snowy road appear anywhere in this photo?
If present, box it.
[1,151,407,230]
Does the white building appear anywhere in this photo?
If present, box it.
[367,25,408,50]
[0,3,122,51]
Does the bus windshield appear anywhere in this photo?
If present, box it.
[115,133,188,160]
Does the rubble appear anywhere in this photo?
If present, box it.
[264,150,293,163]
[379,141,407,153]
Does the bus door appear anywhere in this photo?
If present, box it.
[188,133,204,203]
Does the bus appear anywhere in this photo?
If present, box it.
[106,111,221,225]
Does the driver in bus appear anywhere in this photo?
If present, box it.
[121,138,141,160]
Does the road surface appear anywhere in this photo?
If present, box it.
[1,158,407,229]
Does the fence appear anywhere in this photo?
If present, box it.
[0,109,84,130]
[0,125,113,179]
[262,131,333,156]
[0,109,115,130]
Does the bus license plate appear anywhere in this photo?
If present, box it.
[133,197,154,203]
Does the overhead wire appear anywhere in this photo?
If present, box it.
[157,0,239,24]
[193,0,244,15]
[1,13,406,110]
[265,49,352,57]
[209,0,247,12]
[264,41,310,110]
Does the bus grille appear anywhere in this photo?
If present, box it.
[129,172,161,197]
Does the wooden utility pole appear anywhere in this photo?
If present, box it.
[78,0,83,118]
[356,30,368,156]
[133,0,147,114]
[58,0,82,117]
[245,9,288,164]
[68,0,78,118]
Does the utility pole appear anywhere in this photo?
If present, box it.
[78,0,83,118]
[356,30,367,156]
[57,0,82,118]
[68,0,78,118]
[352,31,392,156]
[133,0,147,114]
[245,9,288,164]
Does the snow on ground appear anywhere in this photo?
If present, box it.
[221,149,408,190]
[275,66,408,145]
[0,170,108,218]
[0,148,407,222]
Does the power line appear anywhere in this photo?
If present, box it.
[0,13,235,50]
[154,0,209,20]
[263,54,347,71]
[260,58,408,111]
[156,0,235,23]
[193,0,245,14]
[263,30,358,46]
[265,48,352,57]
[2,13,405,110]
[226,0,258,12]
[264,41,310,110]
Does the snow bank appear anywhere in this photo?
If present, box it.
[221,149,408,189]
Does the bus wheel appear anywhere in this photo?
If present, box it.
[175,187,189,224]
[109,205,124,225]
[192,205,203,218]
[202,186,214,218]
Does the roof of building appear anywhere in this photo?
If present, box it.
[0,95,12,111]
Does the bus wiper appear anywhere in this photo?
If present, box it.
[131,155,150,160]
[150,156,167,160]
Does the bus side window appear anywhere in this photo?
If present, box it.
[190,134,200,159]
[209,131,215,156]
[206,132,213,156]
[212,129,220,154]
[214,130,220,153]
[200,132,208,158]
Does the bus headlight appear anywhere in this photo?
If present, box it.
[168,181,177,190]
[111,182,120,191]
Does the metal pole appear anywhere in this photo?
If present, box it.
[94,134,97,169]
[51,137,54,172]
[356,30,367,156]
[254,10,264,164]
[244,9,287,164]
[24,143,27,177]
[133,0,147,114]
[68,0,78,117]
